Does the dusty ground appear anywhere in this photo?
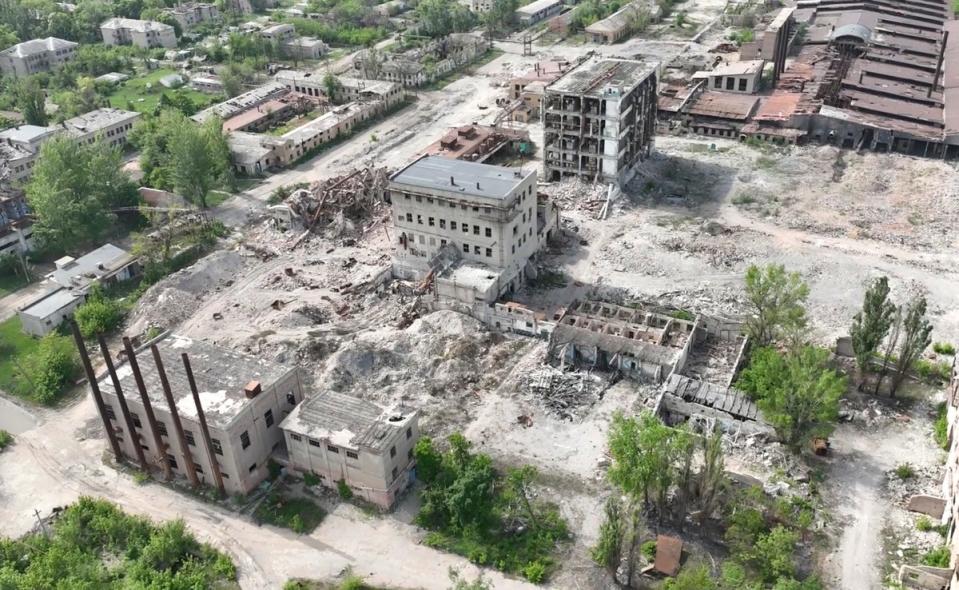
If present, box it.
[4,0,959,587]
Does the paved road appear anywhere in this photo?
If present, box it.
[0,280,51,322]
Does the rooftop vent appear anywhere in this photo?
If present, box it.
[244,380,262,399]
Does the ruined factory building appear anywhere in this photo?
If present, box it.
[280,391,420,509]
[543,57,658,186]
[390,156,558,305]
[550,300,696,382]
[96,334,306,495]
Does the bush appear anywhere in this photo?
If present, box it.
[917,516,934,532]
[523,560,546,583]
[337,479,354,500]
[894,463,915,480]
[303,472,321,487]
[0,429,13,450]
[915,358,951,384]
[15,334,80,404]
[933,342,956,356]
[134,470,150,485]
[921,546,951,567]
[74,284,127,337]
[641,539,657,560]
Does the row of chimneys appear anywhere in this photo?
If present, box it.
[72,323,227,496]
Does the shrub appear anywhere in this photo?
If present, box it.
[134,471,150,485]
[522,560,546,583]
[0,429,13,450]
[74,285,126,337]
[917,516,934,532]
[641,539,657,560]
[289,514,306,534]
[337,479,354,500]
[934,342,956,356]
[303,472,321,487]
[15,334,79,404]
[921,546,951,567]
[915,359,951,384]
[894,463,915,480]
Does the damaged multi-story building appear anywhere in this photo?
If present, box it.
[352,34,487,88]
[390,156,559,305]
[543,57,659,185]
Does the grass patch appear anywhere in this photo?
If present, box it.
[0,429,13,450]
[107,68,219,114]
[254,490,326,534]
[934,402,949,450]
[205,190,233,208]
[921,546,951,567]
[933,342,956,356]
[894,463,915,480]
[915,358,951,384]
[0,317,41,392]
[0,270,30,298]
[732,192,756,205]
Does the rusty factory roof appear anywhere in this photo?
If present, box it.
[686,91,759,120]
[754,92,801,122]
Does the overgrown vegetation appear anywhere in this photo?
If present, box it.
[0,429,13,450]
[74,283,128,338]
[0,317,80,405]
[934,402,949,450]
[414,434,569,582]
[0,497,236,587]
[894,463,915,480]
[254,489,326,534]
[743,263,810,347]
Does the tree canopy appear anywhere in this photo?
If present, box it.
[743,264,810,347]
[849,276,895,382]
[26,136,137,254]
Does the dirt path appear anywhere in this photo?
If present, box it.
[821,402,940,590]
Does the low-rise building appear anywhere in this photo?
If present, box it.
[193,81,289,123]
[390,156,549,303]
[61,108,141,148]
[18,244,139,336]
[281,390,419,509]
[421,124,530,162]
[515,0,563,26]
[95,334,307,495]
[0,37,78,78]
[189,75,224,93]
[101,17,178,49]
[694,60,765,94]
[585,2,659,44]
[164,2,220,30]
[260,23,296,43]
[275,70,405,108]
[282,37,328,60]
[0,187,33,257]
[0,124,60,183]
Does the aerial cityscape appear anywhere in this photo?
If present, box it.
[0,0,957,588]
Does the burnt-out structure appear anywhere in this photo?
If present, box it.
[543,58,659,185]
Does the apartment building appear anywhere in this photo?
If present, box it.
[164,2,220,30]
[543,57,658,186]
[61,108,141,147]
[281,390,419,509]
[390,156,548,303]
[95,334,307,495]
[0,187,32,257]
[100,18,177,49]
[0,124,58,184]
[0,37,78,78]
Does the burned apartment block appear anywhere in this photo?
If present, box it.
[543,58,658,185]
[280,391,420,509]
[390,156,558,304]
[94,334,306,495]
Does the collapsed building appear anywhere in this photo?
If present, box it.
[419,124,531,162]
[352,34,487,88]
[543,57,659,185]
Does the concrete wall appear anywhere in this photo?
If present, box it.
[17,292,81,337]
[283,413,421,509]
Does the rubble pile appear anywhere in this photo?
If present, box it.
[522,366,608,421]
[286,166,391,237]
[884,463,944,507]
[543,177,607,212]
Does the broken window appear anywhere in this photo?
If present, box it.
[184,430,196,446]
[390,446,396,458]
[156,421,168,436]
[439,219,446,229]
[130,412,142,428]
[265,409,274,428]
[462,224,469,233]
[451,221,457,230]
[485,227,491,237]
[290,433,302,442]
[462,243,469,253]
[726,77,734,90]
[221,472,229,479]
[309,439,320,447]
[473,225,480,235]
[441,239,447,246]
[406,427,412,439]
[428,217,435,226]
[241,431,251,449]
[485,248,492,257]
[104,404,116,421]
[211,438,223,455]
[195,463,204,473]
[473,245,480,255]
[167,454,178,470]
[714,77,722,88]
[346,450,358,459]
[416,215,423,224]
[287,392,296,405]
[408,448,414,460]
[328,444,339,453]
[405,213,412,222]
[415,195,422,202]
[391,466,399,481]
[249,463,256,473]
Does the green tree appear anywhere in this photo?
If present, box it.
[0,23,18,49]
[482,0,518,33]
[889,295,933,397]
[591,496,624,569]
[16,77,47,126]
[849,276,895,386]
[15,334,79,403]
[323,71,341,102]
[752,347,845,447]
[26,136,137,253]
[697,426,726,524]
[665,565,716,590]
[748,526,798,582]
[170,116,231,207]
[743,264,810,346]
[416,0,476,37]
[74,284,126,337]
[413,436,445,484]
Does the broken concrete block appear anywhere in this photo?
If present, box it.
[906,495,945,519]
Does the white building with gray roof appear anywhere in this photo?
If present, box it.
[101,17,177,49]
[0,37,78,78]
[281,390,419,508]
